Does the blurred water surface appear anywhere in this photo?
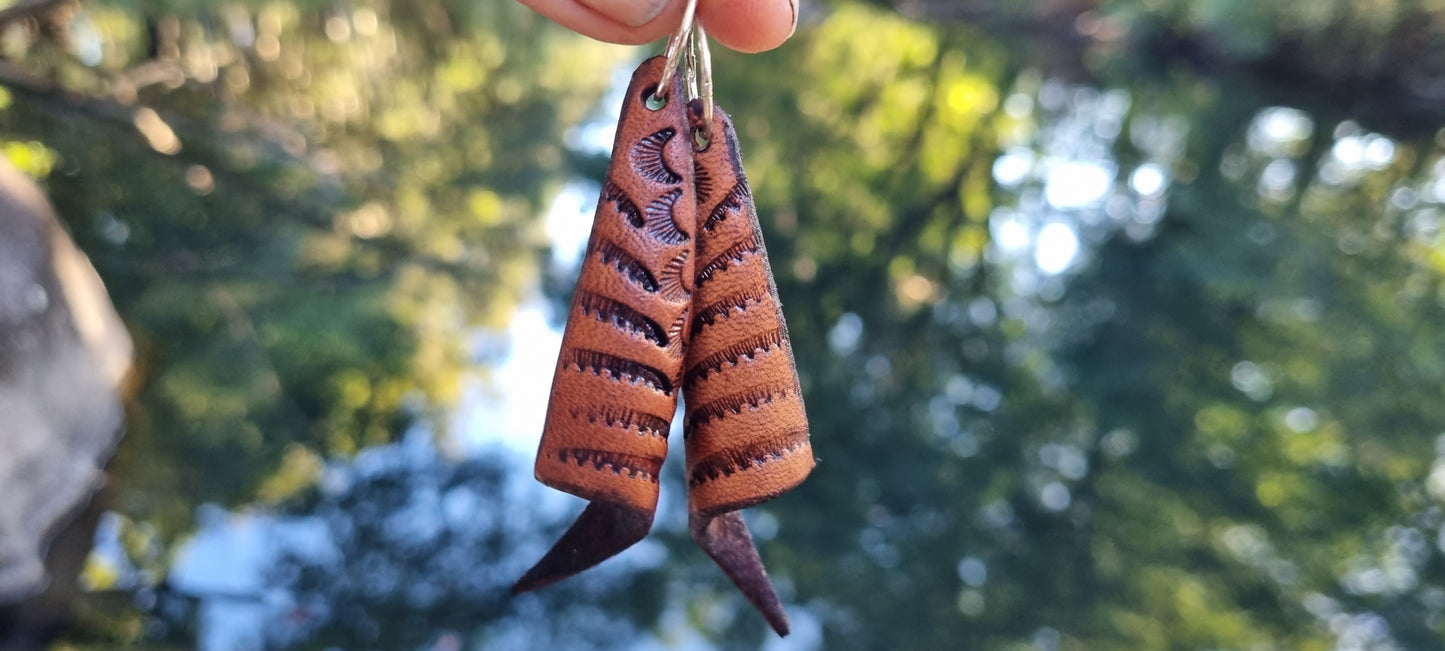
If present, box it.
[5,1,1445,649]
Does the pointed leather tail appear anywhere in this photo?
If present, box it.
[682,104,814,636]
[690,511,791,636]
[514,55,695,593]
[514,502,655,594]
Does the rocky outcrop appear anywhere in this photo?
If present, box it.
[0,158,131,633]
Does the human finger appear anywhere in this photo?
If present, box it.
[516,0,685,45]
[698,0,797,54]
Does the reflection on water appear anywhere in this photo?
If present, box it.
[989,78,1188,297]
[165,432,669,650]
[4,1,1444,649]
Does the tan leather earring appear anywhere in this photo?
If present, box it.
[683,100,814,637]
[515,16,812,638]
[512,54,694,594]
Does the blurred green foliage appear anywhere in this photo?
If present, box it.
[0,0,626,532]
[0,1,627,643]
[4,0,1445,649]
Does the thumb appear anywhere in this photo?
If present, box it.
[569,0,668,27]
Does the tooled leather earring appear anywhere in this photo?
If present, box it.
[511,53,694,595]
[514,11,812,638]
[680,29,814,635]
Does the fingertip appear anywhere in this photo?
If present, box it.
[580,0,669,27]
[518,0,684,45]
[699,0,796,54]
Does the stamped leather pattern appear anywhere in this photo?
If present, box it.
[532,56,695,515]
[513,57,691,595]
[682,105,813,637]
[684,107,814,519]
[516,63,813,638]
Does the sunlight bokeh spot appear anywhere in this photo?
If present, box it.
[1044,161,1112,208]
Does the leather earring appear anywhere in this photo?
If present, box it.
[512,54,694,594]
[683,101,814,637]
[515,14,813,638]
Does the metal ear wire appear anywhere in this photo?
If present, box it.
[650,0,713,150]
[692,25,714,149]
[684,29,699,102]
[654,0,698,105]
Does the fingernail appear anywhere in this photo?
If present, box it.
[579,0,669,27]
[788,0,798,33]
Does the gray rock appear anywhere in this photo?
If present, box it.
[0,159,131,605]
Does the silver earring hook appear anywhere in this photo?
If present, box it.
[648,0,714,149]
[693,24,713,145]
[655,0,699,101]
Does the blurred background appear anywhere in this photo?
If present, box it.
[1,0,1444,649]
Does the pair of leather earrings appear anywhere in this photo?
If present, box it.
[512,6,813,637]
